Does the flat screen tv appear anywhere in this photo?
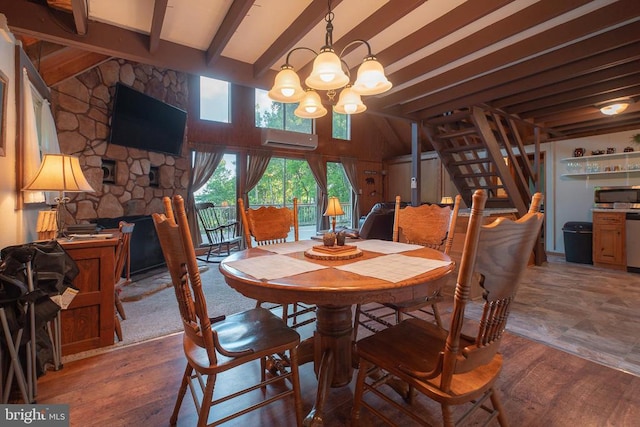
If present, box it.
[109,83,187,156]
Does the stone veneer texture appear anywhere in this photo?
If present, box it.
[50,59,190,222]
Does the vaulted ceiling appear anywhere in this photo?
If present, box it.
[4,0,640,154]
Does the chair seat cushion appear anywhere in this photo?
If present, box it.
[184,307,300,372]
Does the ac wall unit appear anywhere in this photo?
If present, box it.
[261,128,318,151]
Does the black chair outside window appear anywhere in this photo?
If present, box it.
[195,202,241,263]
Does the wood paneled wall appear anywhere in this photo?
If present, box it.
[185,75,388,216]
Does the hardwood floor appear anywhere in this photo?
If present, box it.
[36,326,640,426]
[32,254,640,426]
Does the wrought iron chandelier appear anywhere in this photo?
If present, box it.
[268,0,392,119]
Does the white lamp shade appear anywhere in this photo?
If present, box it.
[352,57,392,95]
[268,66,306,103]
[305,48,350,91]
[23,154,95,192]
[294,90,328,119]
[323,196,345,217]
[333,86,367,115]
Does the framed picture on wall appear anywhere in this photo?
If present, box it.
[0,70,7,157]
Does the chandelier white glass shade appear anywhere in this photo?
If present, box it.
[267,65,306,102]
[333,86,366,115]
[294,90,328,119]
[305,47,350,90]
[268,2,391,118]
[351,56,393,95]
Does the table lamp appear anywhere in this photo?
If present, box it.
[323,196,344,232]
[23,154,95,237]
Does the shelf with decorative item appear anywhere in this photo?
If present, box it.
[560,150,640,177]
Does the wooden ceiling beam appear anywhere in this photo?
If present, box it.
[375,0,514,67]
[551,112,640,135]
[206,0,254,66]
[70,0,87,36]
[384,0,640,111]
[253,0,343,78]
[510,73,640,115]
[149,0,168,54]
[386,0,591,101]
[335,0,426,56]
[539,102,640,128]
[494,61,640,109]
[403,20,640,118]
[413,42,640,121]
[520,86,640,119]
[3,0,276,90]
[296,0,428,78]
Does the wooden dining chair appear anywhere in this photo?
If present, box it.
[153,195,303,427]
[351,190,544,426]
[113,221,134,342]
[237,197,315,330]
[353,194,461,338]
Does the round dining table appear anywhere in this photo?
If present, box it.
[219,239,454,427]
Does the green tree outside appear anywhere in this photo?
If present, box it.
[194,155,237,206]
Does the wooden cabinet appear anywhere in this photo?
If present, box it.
[593,211,626,270]
[59,237,117,355]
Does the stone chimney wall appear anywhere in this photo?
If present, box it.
[50,59,190,222]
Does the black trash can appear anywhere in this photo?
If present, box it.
[562,221,593,264]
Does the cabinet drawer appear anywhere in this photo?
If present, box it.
[593,212,624,225]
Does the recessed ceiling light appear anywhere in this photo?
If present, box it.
[599,100,631,116]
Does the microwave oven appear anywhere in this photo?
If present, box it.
[594,186,640,209]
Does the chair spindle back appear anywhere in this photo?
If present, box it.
[153,195,217,364]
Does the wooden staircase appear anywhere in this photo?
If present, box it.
[423,106,541,218]
[424,106,547,265]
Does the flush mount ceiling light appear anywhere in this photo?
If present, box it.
[599,99,631,116]
[268,0,392,118]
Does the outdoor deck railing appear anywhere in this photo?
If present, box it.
[202,202,352,228]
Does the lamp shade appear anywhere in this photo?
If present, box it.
[305,48,350,91]
[352,56,392,95]
[294,90,328,119]
[440,196,454,205]
[23,154,95,192]
[333,86,366,115]
[268,65,306,103]
[323,196,345,217]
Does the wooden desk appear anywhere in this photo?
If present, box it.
[219,240,453,426]
[59,237,118,355]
